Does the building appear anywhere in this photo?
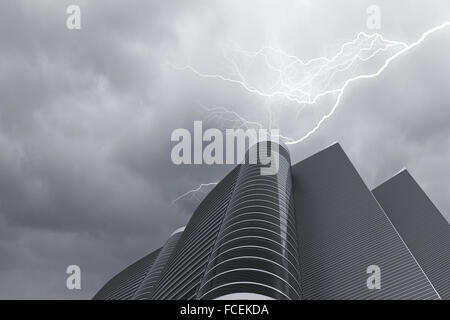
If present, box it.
[93,142,449,300]
[291,144,438,299]
[373,170,450,299]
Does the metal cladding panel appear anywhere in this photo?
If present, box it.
[291,143,439,300]
[92,248,161,300]
[373,170,450,299]
[150,166,241,300]
[132,231,183,299]
[197,143,301,300]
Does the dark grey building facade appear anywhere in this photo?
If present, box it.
[94,142,449,300]
[291,144,439,299]
[93,249,161,300]
[373,170,450,300]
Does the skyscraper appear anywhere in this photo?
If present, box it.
[93,249,161,300]
[291,144,438,299]
[373,170,450,299]
[94,142,448,300]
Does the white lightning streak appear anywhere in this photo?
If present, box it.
[175,33,405,106]
[174,22,450,145]
[286,21,450,144]
[200,103,296,142]
[170,182,219,206]
[171,21,450,206]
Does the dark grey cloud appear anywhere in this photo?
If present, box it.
[0,0,449,299]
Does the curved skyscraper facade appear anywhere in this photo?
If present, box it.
[94,142,449,300]
[93,249,161,300]
[132,227,184,299]
[197,143,301,300]
[151,165,241,300]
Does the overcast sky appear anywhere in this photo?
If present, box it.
[0,0,449,299]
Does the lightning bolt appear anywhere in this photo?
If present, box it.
[175,32,406,107]
[171,21,450,205]
[170,182,219,206]
[171,104,292,206]
[286,21,450,144]
[199,102,295,142]
[200,103,263,130]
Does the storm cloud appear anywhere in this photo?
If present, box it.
[0,0,449,298]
